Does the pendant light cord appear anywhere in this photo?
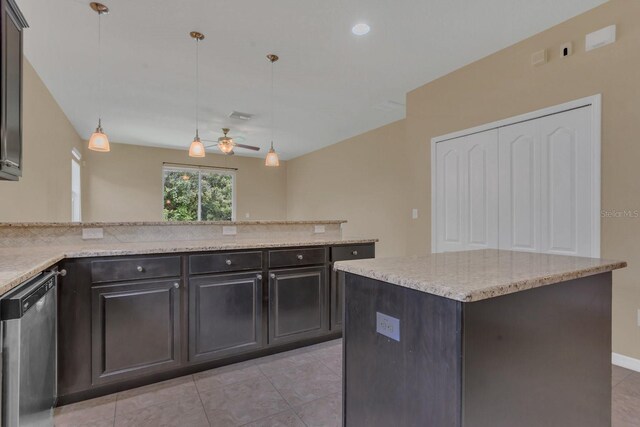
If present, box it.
[195,38,200,139]
[270,59,274,149]
[97,10,103,128]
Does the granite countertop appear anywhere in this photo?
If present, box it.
[334,249,626,302]
[0,236,377,297]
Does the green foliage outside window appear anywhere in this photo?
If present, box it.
[163,168,233,221]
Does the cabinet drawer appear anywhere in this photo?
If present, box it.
[268,248,327,268]
[331,244,375,262]
[189,251,262,275]
[91,256,181,283]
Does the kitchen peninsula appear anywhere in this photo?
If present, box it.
[0,220,376,405]
[335,249,626,427]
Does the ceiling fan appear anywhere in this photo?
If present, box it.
[202,128,260,155]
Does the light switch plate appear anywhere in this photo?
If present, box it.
[314,225,326,234]
[82,228,104,240]
[222,226,237,236]
[412,208,419,219]
[376,312,400,341]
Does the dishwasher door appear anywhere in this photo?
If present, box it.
[2,271,57,427]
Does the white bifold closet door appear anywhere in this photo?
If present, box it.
[435,129,498,252]
[499,106,594,256]
[434,106,597,257]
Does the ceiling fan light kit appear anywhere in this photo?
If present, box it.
[87,2,110,152]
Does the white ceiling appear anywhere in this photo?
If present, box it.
[17,0,606,160]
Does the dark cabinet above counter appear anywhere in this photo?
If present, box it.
[57,242,375,404]
[0,0,27,181]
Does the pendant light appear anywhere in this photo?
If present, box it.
[87,2,110,152]
[188,31,206,158]
[265,54,280,167]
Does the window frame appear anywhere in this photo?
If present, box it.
[162,165,236,222]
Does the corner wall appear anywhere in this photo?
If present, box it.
[0,59,84,221]
[286,120,408,258]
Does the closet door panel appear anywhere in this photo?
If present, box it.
[436,140,465,252]
[539,107,593,256]
[466,130,499,250]
[498,121,541,252]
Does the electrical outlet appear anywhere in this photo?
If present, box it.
[314,225,326,234]
[82,228,104,240]
[637,309,640,327]
[412,209,419,219]
[222,226,237,236]
[245,212,250,219]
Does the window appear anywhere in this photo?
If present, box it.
[163,165,235,221]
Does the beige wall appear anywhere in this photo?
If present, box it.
[83,143,287,222]
[0,59,84,221]
[405,0,640,359]
[287,120,408,258]
[288,0,640,359]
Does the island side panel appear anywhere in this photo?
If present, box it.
[343,273,463,427]
[462,272,612,427]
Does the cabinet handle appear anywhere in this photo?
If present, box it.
[256,274,262,280]
[136,266,144,272]
[225,259,232,266]
[270,273,276,279]
[297,254,304,260]
[173,282,180,289]
[352,250,358,256]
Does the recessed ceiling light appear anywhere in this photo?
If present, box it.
[352,23,370,36]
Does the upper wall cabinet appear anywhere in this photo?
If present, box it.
[0,0,28,181]
[433,102,599,257]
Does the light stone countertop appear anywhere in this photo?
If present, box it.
[334,249,626,302]
[0,236,377,297]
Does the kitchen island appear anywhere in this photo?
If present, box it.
[335,249,626,427]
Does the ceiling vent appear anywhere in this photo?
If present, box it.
[229,111,254,121]
[372,100,405,112]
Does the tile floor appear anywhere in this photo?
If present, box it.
[55,339,640,427]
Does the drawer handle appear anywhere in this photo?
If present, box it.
[352,250,358,256]
[173,282,180,289]
[297,254,304,260]
[136,266,144,272]
[256,274,262,280]
[225,259,232,266]
[270,273,276,279]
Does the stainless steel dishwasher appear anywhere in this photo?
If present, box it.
[1,269,58,427]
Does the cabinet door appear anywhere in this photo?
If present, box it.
[434,129,498,252]
[0,0,24,179]
[269,266,328,344]
[189,272,263,363]
[91,279,181,385]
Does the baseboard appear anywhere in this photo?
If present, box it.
[612,352,640,373]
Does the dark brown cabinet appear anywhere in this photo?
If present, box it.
[268,266,328,344]
[330,244,376,331]
[91,278,181,385]
[189,272,263,363]
[0,0,27,181]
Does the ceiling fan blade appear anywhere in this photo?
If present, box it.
[233,143,261,151]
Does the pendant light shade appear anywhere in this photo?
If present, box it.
[265,142,279,167]
[265,54,280,167]
[189,135,205,158]
[88,3,110,152]
[188,31,205,158]
[88,120,110,152]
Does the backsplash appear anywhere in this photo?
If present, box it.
[0,221,343,247]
